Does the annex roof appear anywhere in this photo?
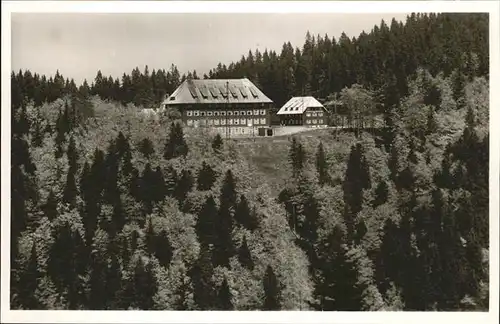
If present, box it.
[276,96,325,115]
[162,78,273,105]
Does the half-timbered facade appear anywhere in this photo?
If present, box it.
[276,96,328,127]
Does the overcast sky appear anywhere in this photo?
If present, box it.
[12,13,409,84]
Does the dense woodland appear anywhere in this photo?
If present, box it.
[11,13,489,311]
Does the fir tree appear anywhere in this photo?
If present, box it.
[263,265,281,310]
[18,243,40,309]
[214,170,237,267]
[212,133,224,153]
[190,243,216,310]
[164,122,189,160]
[238,235,254,271]
[42,190,58,221]
[315,142,330,185]
[155,230,174,268]
[138,138,155,159]
[196,195,219,247]
[216,278,233,310]
[197,162,217,191]
[289,137,306,178]
[174,169,194,207]
[373,181,389,207]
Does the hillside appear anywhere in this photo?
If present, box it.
[10,12,490,311]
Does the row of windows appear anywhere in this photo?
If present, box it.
[306,112,324,117]
[306,119,324,124]
[187,118,267,126]
[182,103,267,109]
[187,110,266,117]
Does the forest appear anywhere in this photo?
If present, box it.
[10,12,489,311]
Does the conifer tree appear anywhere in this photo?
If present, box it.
[164,122,189,160]
[105,255,122,309]
[140,163,156,214]
[42,190,58,221]
[88,251,108,309]
[155,230,174,268]
[196,195,219,247]
[124,257,158,310]
[263,265,281,310]
[197,162,217,191]
[289,137,306,178]
[234,194,253,230]
[212,133,224,153]
[54,109,66,159]
[62,168,78,208]
[18,243,40,309]
[372,181,389,207]
[190,243,216,310]
[138,138,155,159]
[214,170,237,267]
[174,169,194,207]
[152,166,167,203]
[216,278,233,310]
[343,144,371,240]
[238,235,254,271]
[315,142,330,185]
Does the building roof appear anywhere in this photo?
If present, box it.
[162,78,273,106]
[276,96,325,115]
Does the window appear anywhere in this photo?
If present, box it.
[188,86,198,99]
[253,109,259,115]
[312,112,317,117]
[227,111,233,116]
[306,120,311,124]
[246,111,252,116]
[187,120,194,126]
[249,87,259,98]
[221,111,226,116]
[219,87,228,98]
[318,112,324,117]
[240,118,246,125]
[198,86,209,99]
[234,111,239,116]
[306,112,311,117]
[313,119,317,124]
[228,119,233,125]
[260,118,266,125]
[221,119,226,125]
[209,87,219,98]
[200,112,206,117]
[187,111,193,117]
[214,119,220,126]
[239,87,248,98]
[234,119,239,125]
[260,110,266,115]
[207,111,213,117]
[194,111,200,117]
[214,112,219,116]
[229,86,238,98]
[207,119,213,126]
[318,119,323,124]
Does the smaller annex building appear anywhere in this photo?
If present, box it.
[276,96,328,127]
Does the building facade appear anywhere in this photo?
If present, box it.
[276,96,328,127]
[160,78,274,136]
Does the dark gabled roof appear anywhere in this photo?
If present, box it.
[162,78,273,105]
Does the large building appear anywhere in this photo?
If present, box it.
[276,96,328,127]
[160,78,274,136]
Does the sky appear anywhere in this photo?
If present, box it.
[11,13,409,85]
